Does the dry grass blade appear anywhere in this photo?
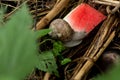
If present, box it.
[71,14,119,80]
[92,0,120,6]
[43,72,51,80]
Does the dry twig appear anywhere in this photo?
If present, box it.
[35,0,70,30]
[43,72,51,80]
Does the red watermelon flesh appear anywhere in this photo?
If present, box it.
[64,3,106,33]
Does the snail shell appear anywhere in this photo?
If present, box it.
[49,19,73,41]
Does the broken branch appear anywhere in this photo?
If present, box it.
[35,0,70,30]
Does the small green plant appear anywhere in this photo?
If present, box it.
[52,41,71,65]
[37,40,71,77]
[37,50,59,76]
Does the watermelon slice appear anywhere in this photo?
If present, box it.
[64,3,106,33]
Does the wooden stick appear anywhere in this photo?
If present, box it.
[35,0,70,30]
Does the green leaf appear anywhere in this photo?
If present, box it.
[53,41,65,56]
[0,76,18,80]
[35,29,51,38]
[61,58,71,65]
[37,51,59,76]
[0,4,38,79]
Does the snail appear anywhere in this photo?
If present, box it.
[49,19,87,47]
[48,3,106,47]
